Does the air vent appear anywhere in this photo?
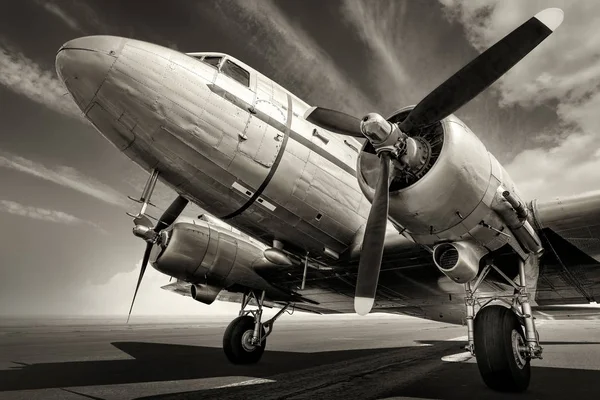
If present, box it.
[439,247,459,270]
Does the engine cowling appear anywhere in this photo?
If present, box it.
[357,106,524,252]
[149,221,281,296]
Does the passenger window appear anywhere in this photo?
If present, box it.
[221,59,250,87]
[203,56,222,68]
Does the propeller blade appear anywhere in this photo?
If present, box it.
[127,196,189,323]
[154,195,189,232]
[355,152,391,315]
[133,214,152,228]
[305,106,363,137]
[127,242,153,323]
[399,8,563,133]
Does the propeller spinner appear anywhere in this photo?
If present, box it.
[306,8,564,315]
[127,195,189,322]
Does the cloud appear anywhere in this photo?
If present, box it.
[438,1,600,200]
[0,199,105,232]
[37,0,82,32]
[340,0,412,97]
[80,258,241,316]
[0,152,127,207]
[213,0,376,114]
[36,0,113,34]
[0,42,83,120]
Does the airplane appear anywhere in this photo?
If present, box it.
[54,7,600,393]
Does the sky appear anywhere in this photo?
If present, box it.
[0,0,599,317]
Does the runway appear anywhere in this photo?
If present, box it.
[1,314,599,400]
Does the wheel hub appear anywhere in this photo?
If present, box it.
[241,330,258,352]
[511,329,528,369]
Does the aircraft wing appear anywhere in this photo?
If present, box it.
[160,192,600,321]
[533,191,600,305]
[160,280,336,315]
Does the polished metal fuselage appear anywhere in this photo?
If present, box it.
[63,37,372,261]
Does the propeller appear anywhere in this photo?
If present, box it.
[304,106,363,137]
[398,8,564,133]
[306,8,563,136]
[127,195,189,322]
[305,8,563,315]
[355,152,391,315]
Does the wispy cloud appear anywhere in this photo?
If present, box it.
[0,199,106,233]
[341,0,412,101]
[37,0,82,32]
[0,152,127,207]
[438,1,600,200]
[0,42,82,120]
[213,0,376,114]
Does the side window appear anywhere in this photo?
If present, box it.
[221,59,250,87]
[203,56,222,68]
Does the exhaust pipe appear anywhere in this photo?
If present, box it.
[495,188,543,255]
[190,284,221,305]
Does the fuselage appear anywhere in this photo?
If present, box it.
[56,36,375,262]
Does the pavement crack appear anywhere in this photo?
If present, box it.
[61,388,106,400]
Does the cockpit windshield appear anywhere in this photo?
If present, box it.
[202,56,222,68]
[221,59,250,87]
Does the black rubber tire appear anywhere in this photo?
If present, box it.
[474,305,531,392]
[223,316,266,364]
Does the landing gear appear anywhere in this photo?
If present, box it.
[474,305,530,392]
[223,290,290,364]
[464,257,542,392]
[223,315,266,364]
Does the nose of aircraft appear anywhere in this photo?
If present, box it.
[56,36,125,111]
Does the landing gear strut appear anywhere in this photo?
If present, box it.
[223,290,290,364]
[464,257,542,392]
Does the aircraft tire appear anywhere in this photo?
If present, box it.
[474,305,531,392]
[223,315,266,364]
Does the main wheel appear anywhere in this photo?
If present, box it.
[223,316,266,364]
[474,305,531,392]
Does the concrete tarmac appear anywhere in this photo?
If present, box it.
[0,314,599,400]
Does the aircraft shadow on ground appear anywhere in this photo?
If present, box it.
[2,340,600,400]
[0,341,394,391]
[135,340,600,400]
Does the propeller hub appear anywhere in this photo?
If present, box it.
[360,113,397,145]
[133,224,157,242]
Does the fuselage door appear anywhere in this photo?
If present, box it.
[244,76,287,167]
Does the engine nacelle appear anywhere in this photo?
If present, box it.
[150,221,278,292]
[433,241,487,283]
[357,107,527,252]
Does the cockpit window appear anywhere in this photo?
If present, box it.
[202,56,222,68]
[221,59,250,87]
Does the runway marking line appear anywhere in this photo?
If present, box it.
[214,378,276,388]
[441,351,473,363]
